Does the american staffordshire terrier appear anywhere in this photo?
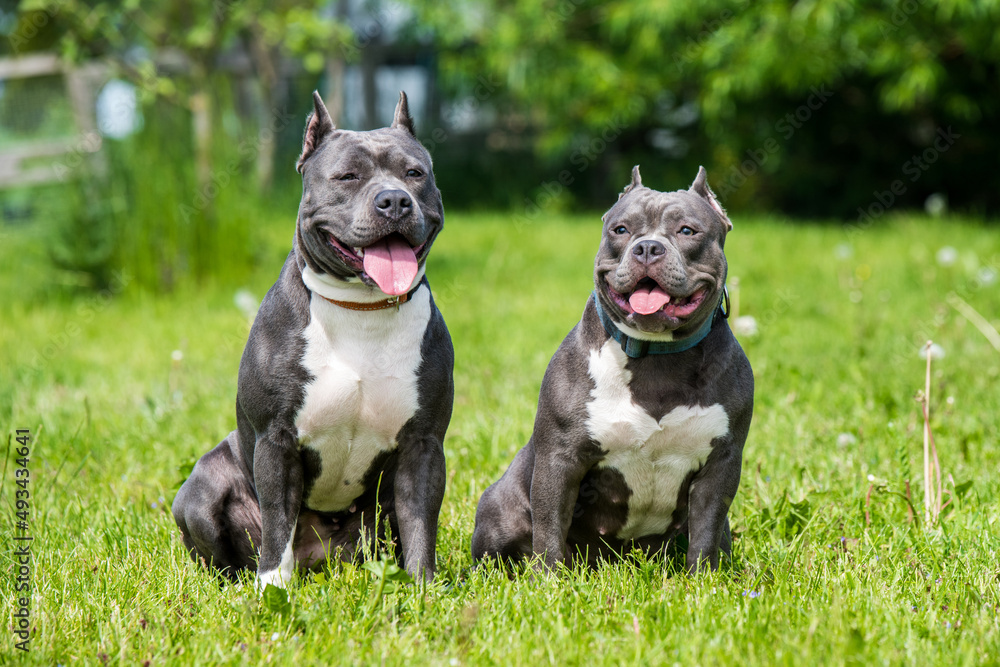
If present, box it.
[172,91,453,587]
[471,166,753,572]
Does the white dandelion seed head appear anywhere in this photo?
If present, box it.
[919,343,946,360]
[936,246,958,267]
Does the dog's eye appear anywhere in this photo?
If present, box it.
[679,226,696,236]
[338,173,358,181]
[614,226,628,235]
[406,169,423,178]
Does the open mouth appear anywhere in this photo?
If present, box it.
[607,277,708,319]
[327,232,427,296]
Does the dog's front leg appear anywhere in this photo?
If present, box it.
[395,434,446,581]
[685,442,742,573]
[253,426,304,590]
[529,438,590,570]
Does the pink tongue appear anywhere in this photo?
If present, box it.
[362,236,418,296]
[629,284,671,315]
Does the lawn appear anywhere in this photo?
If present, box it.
[1,211,999,665]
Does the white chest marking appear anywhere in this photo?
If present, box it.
[294,283,429,512]
[585,339,729,540]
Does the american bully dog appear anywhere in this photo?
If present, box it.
[471,166,752,573]
[172,91,453,588]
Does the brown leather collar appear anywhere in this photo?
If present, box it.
[320,278,425,311]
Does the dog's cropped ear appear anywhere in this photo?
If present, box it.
[297,91,335,173]
[391,91,415,136]
[619,165,643,200]
[690,166,732,232]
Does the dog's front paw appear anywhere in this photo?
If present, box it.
[256,567,293,593]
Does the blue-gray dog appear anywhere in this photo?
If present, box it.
[173,91,453,587]
[472,166,752,573]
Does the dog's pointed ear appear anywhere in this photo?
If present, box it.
[297,91,335,173]
[618,165,643,200]
[391,91,415,136]
[690,166,732,231]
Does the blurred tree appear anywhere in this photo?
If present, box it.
[18,0,350,193]
[7,0,356,290]
[418,0,1000,216]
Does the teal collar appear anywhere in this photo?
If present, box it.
[592,289,727,358]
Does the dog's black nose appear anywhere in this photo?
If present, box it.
[374,189,413,219]
[632,239,666,264]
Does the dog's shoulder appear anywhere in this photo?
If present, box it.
[237,250,312,424]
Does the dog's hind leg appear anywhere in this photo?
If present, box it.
[172,431,262,581]
[471,447,534,566]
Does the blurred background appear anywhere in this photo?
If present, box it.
[0,0,997,293]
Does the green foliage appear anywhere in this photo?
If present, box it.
[363,555,416,616]
[425,0,1000,141]
[13,0,348,277]
[261,584,292,617]
[12,0,1000,223]
[38,94,292,293]
[2,211,1000,663]
[46,169,117,290]
[23,0,350,75]
[419,0,1000,215]
[362,556,415,595]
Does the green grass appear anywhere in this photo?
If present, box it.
[2,211,1000,665]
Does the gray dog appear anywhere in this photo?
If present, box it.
[471,166,753,573]
[172,91,453,588]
